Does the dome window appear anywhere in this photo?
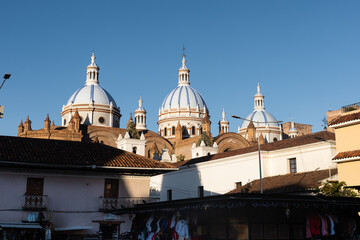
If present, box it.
[172,126,175,135]
[63,119,66,125]
[98,117,105,124]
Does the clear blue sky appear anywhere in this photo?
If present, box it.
[0,1,359,136]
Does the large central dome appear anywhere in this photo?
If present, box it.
[158,55,209,139]
[161,85,207,111]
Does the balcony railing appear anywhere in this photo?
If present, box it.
[99,197,159,210]
[23,195,47,210]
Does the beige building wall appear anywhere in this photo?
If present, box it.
[335,124,360,152]
[337,161,360,187]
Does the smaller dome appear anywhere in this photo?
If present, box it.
[67,84,117,108]
[241,110,279,129]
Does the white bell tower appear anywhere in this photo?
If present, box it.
[134,96,147,131]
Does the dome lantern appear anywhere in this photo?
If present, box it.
[86,53,100,85]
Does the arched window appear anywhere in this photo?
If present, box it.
[273,138,278,142]
[182,126,188,136]
[132,147,137,154]
[191,126,195,135]
[172,126,175,135]
[164,127,167,136]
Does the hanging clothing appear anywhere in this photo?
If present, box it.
[176,219,190,239]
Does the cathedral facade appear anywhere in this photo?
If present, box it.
[18,53,309,161]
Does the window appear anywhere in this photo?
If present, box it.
[172,126,175,135]
[273,138,277,142]
[98,117,105,124]
[191,126,195,135]
[182,126,188,136]
[289,158,297,173]
[63,119,66,125]
[132,146,137,154]
[164,127,167,136]
[104,179,119,198]
[26,178,44,195]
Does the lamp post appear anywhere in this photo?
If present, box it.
[0,73,11,118]
[0,73,11,90]
[232,115,282,194]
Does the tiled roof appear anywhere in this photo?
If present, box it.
[228,169,338,194]
[333,150,360,160]
[328,111,360,126]
[172,131,335,167]
[0,136,174,171]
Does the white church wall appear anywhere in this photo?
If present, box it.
[150,140,336,201]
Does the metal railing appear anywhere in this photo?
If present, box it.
[23,195,48,210]
[99,197,159,210]
[342,102,360,112]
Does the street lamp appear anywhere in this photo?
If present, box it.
[0,73,11,118]
[232,115,282,194]
[0,73,11,90]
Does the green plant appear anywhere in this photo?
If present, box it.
[318,181,357,197]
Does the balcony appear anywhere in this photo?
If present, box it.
[99,197,159,211]
[23,195,47,210]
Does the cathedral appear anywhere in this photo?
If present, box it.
[18,53,311,161]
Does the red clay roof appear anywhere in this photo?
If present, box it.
[228,169,338,194]
[0,136,174,170]
[329,111,360,126]
[333,150,360,160]
[173,131,335,167]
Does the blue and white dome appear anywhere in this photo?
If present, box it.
[161,85,207,111]
[238,83,281,143]
[160,55,207,112]
[61,53,121,128]
[241,84,279,128]
[67,84,117,107]
[241,110,279,129]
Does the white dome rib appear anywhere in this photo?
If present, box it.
[161,85,207,111]
[67,84,117,108]
[241,110,278,128]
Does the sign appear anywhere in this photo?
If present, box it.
[104,213,117,221]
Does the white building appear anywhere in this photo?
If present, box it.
[0,136,174,239]
[150,131,336,201]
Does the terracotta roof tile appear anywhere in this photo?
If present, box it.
[333,150,360,160]
[228,169,338,194]
[329,111,360,126]
[173,131,335,167]
[0,136,174,170]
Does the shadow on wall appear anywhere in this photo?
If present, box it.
[158,164,218,201]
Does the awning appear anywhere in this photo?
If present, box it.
[0,223,43,229]
[54,226,93,231]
